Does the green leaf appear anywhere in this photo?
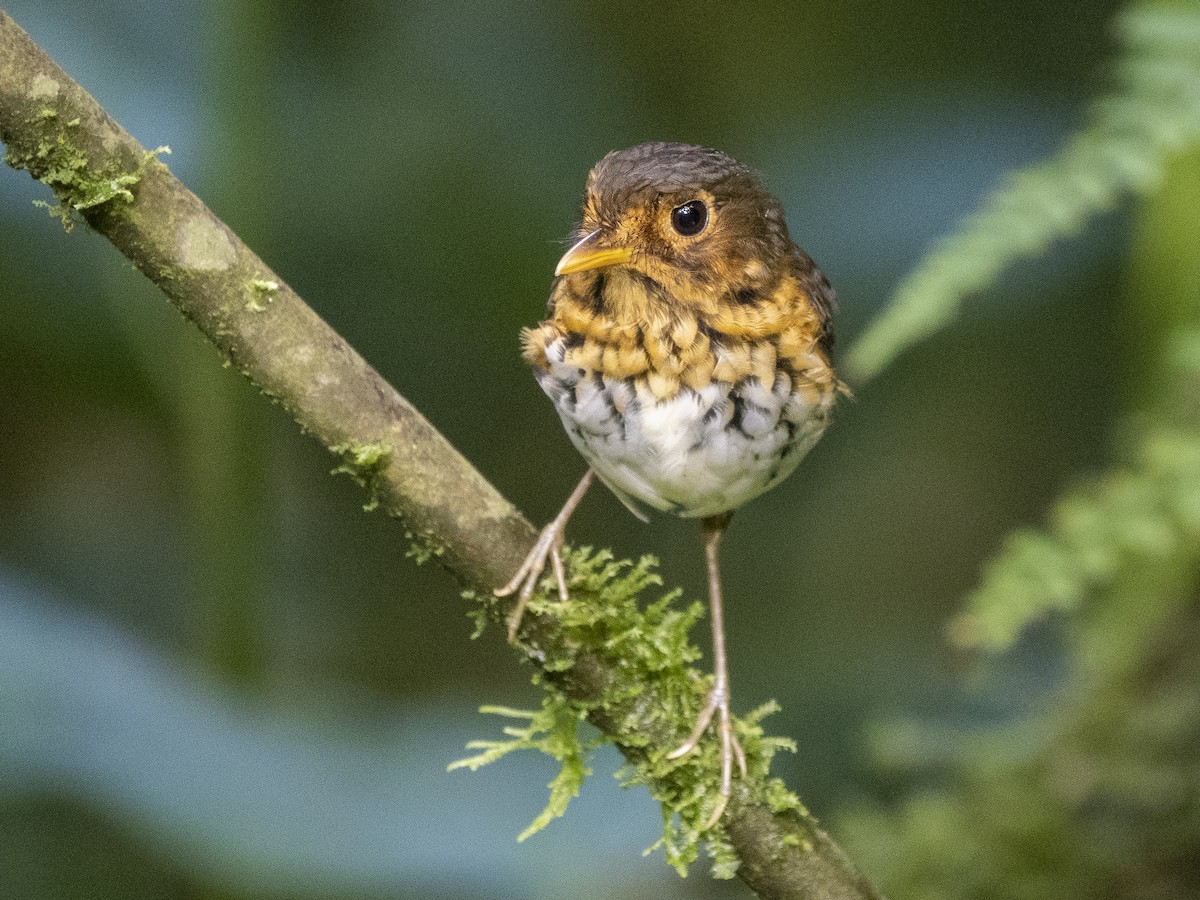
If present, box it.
[846,5,1200,383]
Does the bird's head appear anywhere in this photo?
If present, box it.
[555,142,793,310]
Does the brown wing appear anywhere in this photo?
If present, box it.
[793,247,836,355]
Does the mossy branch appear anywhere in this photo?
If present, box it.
[0,11,879,899]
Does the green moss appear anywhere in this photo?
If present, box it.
[457,546,803,878]
[404,527,446,565]
[328,441,390,512]
[20,125,168,232]
[245,278,280,312]
[3,95,169,232]
[448,699,595,842]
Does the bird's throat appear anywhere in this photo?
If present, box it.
[524,266,835,404]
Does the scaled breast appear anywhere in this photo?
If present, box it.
[527,322,835,518]
[521,257,838,517]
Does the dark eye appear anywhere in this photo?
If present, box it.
[670,200,708,236]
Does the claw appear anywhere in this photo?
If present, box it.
[703,793,730,830]
[667,680,746,827]
[495,470,593,642]
[666,685,720,761]
[550,533,568,602]
[497,520,564,641]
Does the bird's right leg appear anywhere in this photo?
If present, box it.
[666,512,747,827]
[496,469,594,641]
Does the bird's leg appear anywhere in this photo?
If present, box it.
[667,512,747,826]
[496,469,594,641]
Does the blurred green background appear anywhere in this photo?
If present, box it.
[0,0,1142,897]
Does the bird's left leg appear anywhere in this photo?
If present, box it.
[496,469,594,641]
[667,512,747,826]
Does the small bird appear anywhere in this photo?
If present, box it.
[497,142,839,823]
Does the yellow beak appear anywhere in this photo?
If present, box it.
[554,229,633,276]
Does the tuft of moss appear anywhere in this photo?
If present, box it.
[6,100,169,231]
[245,278,280,312]
[448,699,595,842]
[455,546,802,878]
[404,527,446,565]
[328,441,390,512]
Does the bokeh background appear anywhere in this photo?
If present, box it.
[0,0,1148,897]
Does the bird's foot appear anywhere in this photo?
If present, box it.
[495,521,568,642]
[495,470,594,642]
[666,680,748,828]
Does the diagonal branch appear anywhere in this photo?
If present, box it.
[0,11,880,899]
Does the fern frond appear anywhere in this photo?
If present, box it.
[846,4,1200,383]
[950,425,1200,651]
[841,7,1200,898]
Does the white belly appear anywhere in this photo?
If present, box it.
[536,341,830,518]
